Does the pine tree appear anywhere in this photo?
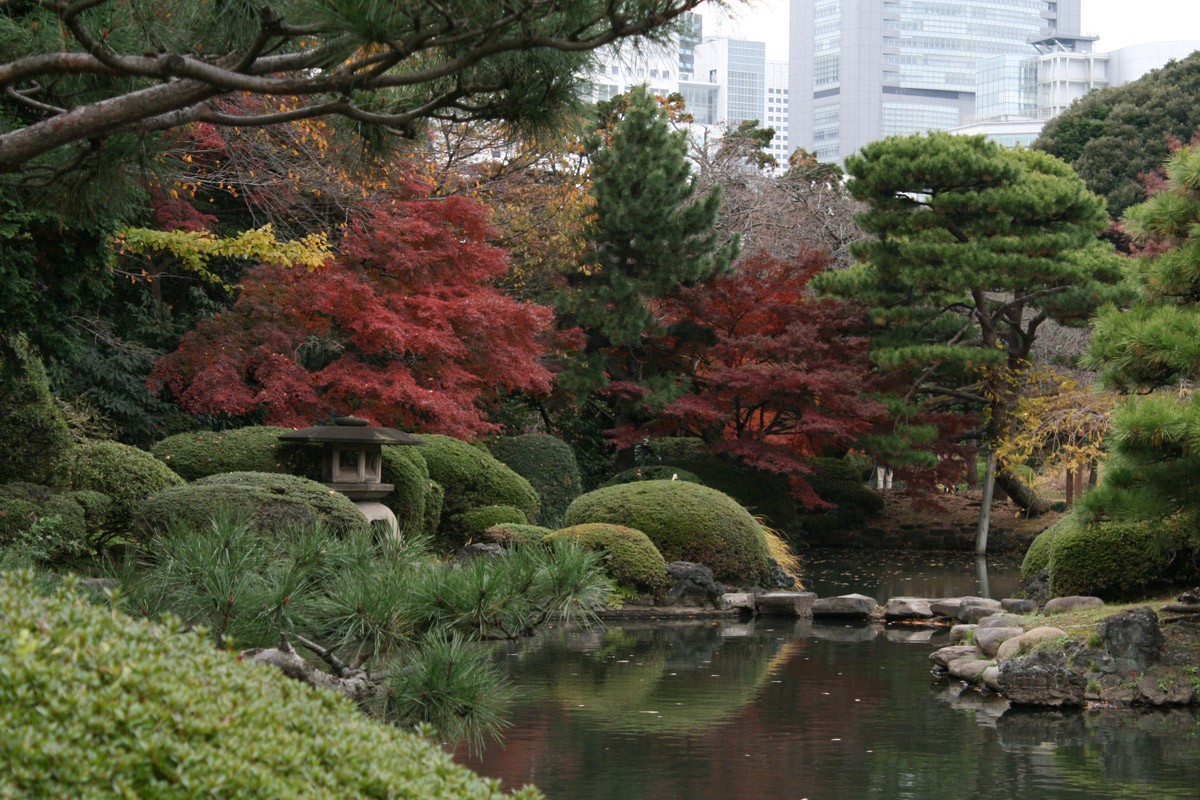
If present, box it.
[557,86,737,463]
[816,133,1126,530]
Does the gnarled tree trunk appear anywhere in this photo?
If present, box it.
[995,467,1052,518]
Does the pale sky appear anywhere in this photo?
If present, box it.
[703,0,1200,61]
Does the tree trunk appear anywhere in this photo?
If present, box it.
[994,467,1052,517]
[1064,467,1075,507]
[976,451,997,556]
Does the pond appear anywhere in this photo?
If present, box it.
[455,552,1200,800]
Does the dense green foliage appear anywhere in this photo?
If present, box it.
[417,435,540,531]
[603,465,704,486]
[484,523,554,546]
[151,426,301,480]
[794,457,885,538]
[60,440,185,535]
[489,434,583,528]
[0,570,540,799]
[1045,514,1200,598]
[136,472,369,540]
[0,483,110,559]
[1035,50,1200,217]
[449,505,530,544]
[381,446,438,537]
[0,336,73,486]
[1020,518,1062,579]
[816,132,1124,513]
[546,523,669,593]
[564,480,773,585]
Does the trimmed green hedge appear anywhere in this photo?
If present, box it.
[564,480,773,585]
[484,523,553,546]
[61,440,185,535]
[1047,513,1200,598]
[546,523,669,593]
[489,434,582,529]
[603,466,704,486]
[137,472,369,540]
[0,483,111,558]
[417,435,540,529]
[0,571,540,799]
[151,426,306,481]
[381,447,436,537]
[1021,517,1064,579]
[446,505,528,545]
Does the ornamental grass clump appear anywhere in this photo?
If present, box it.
[0,570,541,799]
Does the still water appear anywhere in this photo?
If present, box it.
[456,553,1200,800]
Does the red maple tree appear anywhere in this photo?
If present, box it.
[610,250,886,506]
[151,180,554,436]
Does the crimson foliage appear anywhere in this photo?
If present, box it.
[611,250,884,506]
[151,184,553,437]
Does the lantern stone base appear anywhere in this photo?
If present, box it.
[353,501,399,541]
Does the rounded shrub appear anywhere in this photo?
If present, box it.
[136,472,369,540]
[416,435,540,524]
[150,426,305,481]
[1021,517,1065,579]
[484,523,553,546]
[546,523,669,593]
[0,483,112,558]
[61,440,185,534]
[603,465,704,487]
[446,505,528,545]
[563,480,773,585]
[381,446,435,537]
[489,434,583,529]
[1047,515,1180,598]
[0,571,540,800]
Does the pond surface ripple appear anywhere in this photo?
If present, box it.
[456,553,1200,800]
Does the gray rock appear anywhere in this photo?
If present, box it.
[975,626,1024,658]
[960,602,1004,624]
[1136,674,1195,706]
[981,665,1001,691]
[949,657,994,682]
[977,613,1027,630]
[765,561,796,589]
[664,562,725,607]
[931,645,983,668]
[1043,595,1104,615]
[1001,598,1036,614]
[949,624,978,645]
[719,592,756,612]
[452,543,507,563]
[812,593,879,619]
[997,650,1086,707]
[929,598,966,618]
[883,597,933,620]
[756,591,816,617]
[1098,606,1164,672]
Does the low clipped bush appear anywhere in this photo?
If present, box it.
[446,505,528,545]
[603,466,704,487]
[0,571,540,799]
[1047,513,1200,598]
[546,523,669,593]
[137,472,369,540]
[484,523,553,546]
[61,440,185,535]
[489,434,583,529]
[1021,517,1064,579]
[564,480,773,585]
[0,482,111,558]
[417,435,540,527]
[151,426,306,481]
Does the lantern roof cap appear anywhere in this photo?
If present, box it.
[277,416,424,445]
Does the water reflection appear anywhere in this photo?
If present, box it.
[800,549,1022,601]
[459,618,1200,800]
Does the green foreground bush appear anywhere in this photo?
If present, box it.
[1047,512,1200,598]
[0,482,111,558]
[564,480,773,585]
[136,472,369,540]
[0,570,540,799]
[546,523,669,593]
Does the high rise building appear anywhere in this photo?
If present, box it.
[789,0,1082,162]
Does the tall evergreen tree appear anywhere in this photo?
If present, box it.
[558,86,737,462]
[816,133,1126,529]
[1084,143,1200,522]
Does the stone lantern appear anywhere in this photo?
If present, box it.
[278,416,423,538]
